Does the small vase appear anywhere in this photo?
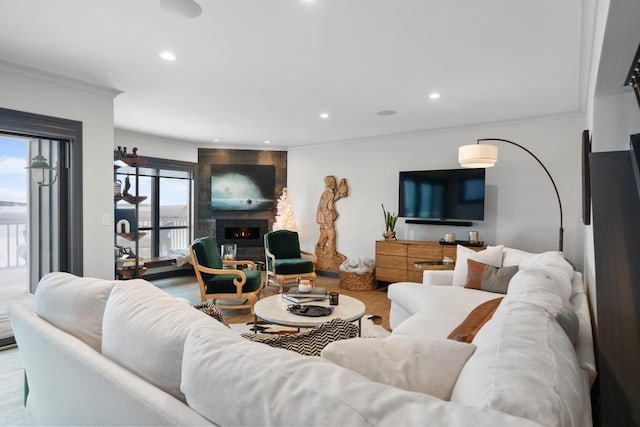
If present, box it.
[383,231,397,240]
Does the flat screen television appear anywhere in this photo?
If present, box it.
[399,168,486,221]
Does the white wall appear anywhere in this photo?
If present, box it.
[114,129,198,162]
[0,61,119,279]
[289,113,586,270]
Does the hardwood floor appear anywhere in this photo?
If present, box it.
[0,347,25,426]
[154,273,392,330]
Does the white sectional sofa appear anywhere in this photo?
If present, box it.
[387,245,597,427]
[10,272,543,426]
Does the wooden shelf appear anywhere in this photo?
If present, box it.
[438,239,485,247]
[117,267,148,279]
[120,193,147,205]
[113,157,147,168]
[114,154,148,280]
[117,231,147,241]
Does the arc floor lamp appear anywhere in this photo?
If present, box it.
[458,138,564,252]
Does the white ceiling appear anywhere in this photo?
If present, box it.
[0,0,584,148]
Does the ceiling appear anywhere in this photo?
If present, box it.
[0,0,584,148]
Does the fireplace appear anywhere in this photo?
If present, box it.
[215,219,269,263]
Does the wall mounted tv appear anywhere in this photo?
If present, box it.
[399,168,486,224]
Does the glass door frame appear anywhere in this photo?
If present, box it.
[0,107,83,281]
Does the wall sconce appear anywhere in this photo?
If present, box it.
[26,154,57,187]
[458,138,564,251]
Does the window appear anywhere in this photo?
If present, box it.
[115,157,195,261]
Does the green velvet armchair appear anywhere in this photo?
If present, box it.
[264,230,316,293]
[190,236,263,313]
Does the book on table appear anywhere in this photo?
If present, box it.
[282,287,328,304]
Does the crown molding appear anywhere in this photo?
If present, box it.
[0,59,122,98]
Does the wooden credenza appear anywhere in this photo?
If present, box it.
[375,240,483,283]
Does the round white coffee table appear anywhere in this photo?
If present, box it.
[254,293,366,336]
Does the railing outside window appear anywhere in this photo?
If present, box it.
[0,222,27,268]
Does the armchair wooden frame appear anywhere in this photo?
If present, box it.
[190,245,263,313]
[264,236,317,293]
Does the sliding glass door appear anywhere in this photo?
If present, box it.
[0,107,82,347]
[0,135,65,342]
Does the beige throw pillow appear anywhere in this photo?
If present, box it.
[321,335,476,400]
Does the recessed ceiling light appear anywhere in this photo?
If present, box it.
[319,113,329,119]
[429,92,441,100]
[264,140,271,144]
[376,110,396,116]
[159,51,176,61]
[213,139,219,142]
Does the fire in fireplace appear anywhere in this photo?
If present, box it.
[215,219,268,248]
[225,227,259,240]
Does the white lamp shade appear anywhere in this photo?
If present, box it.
[458,144,498,168]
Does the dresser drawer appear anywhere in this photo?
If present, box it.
[407,243,442,260]
[376,254,406,269]
[375,267,407,282]
[376,241,407,256]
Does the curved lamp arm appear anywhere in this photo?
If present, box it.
[464,138,564,252]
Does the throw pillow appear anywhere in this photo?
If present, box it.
[501,247,536,267]
[242,318,358,356]
[464,259,519,294]
[321,335,476,400]
[451,245,504,286]
[194,301,228,327]
[448,297,503,343]
[34,272,115,352]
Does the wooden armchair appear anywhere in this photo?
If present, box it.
[190,236,263,313]
[264,230,316,293]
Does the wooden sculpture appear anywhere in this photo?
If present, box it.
[315,175,349,271]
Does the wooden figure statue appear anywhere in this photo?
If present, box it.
[315,175,349,271]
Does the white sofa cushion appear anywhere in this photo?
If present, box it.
[504,269,579,343]
[102,279,217,402]
[34,272,115,352]
[181,324,539,426]
[518,251,574,301]
[389,283,499,337]
[451,299,585,427]
[501,247,535,267]
[321,335,476,400]
[452,245,504,286]
[9,304,213,426]
[422,269,454,286]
